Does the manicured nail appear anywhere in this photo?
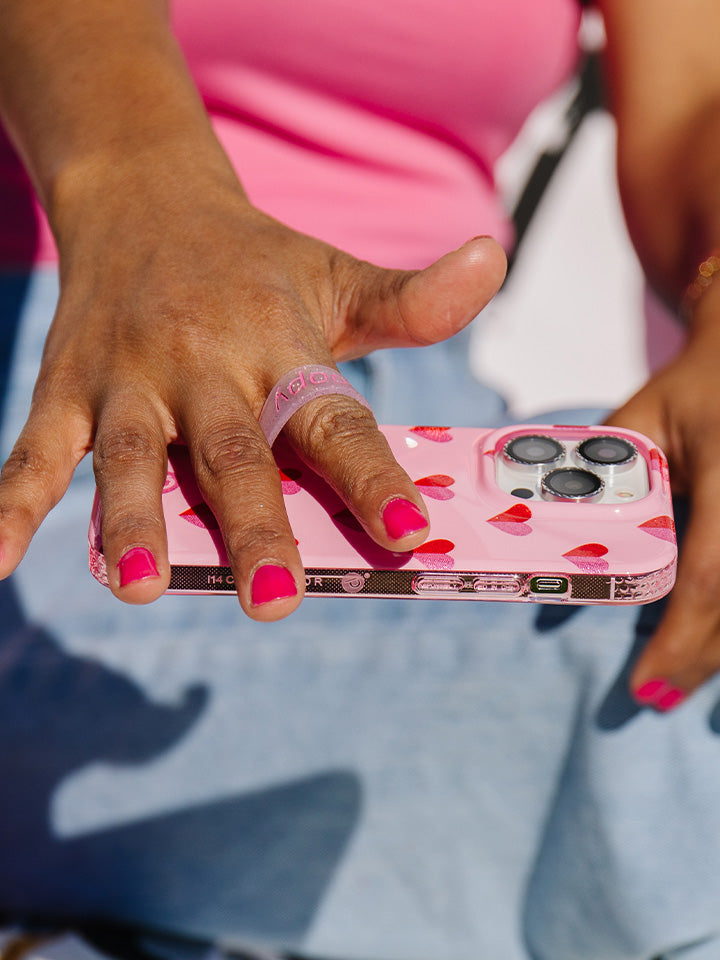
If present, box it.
[634,677,687,712]
[634,678,669,704]
[382,498,428,540]
[655,687,687,712]
[118,547,159,586]
[251,564,297,606]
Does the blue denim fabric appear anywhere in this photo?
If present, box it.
[2,269,720,960]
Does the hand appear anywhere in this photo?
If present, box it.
[0,156,506,619]
[606,306,720,709]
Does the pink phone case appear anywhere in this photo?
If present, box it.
[89,424,677,604]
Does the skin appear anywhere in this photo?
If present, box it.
[0,0,507,621]
[0,0,719,706]
[598,0,720,701]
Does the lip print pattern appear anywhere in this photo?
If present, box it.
[180,502,220,530]
[163,471,179,495]
[649,447,671,485]
[414,474,455,500]
[639,515,676,542]
[563,542,609,573]
[279,467,302,495]
[413,538,455,570]
[409,426,453,443]
[487,503,533,537]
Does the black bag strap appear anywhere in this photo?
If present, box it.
[508,51,605,271]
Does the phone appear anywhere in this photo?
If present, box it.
[89,424,677,604]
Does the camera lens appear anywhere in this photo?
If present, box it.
[576,435,636,467]
[541,468,603,501]
[504,435,564,466]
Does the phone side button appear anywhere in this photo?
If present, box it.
[472,575,524,597]
[412,574,465,595]
[529,575,570,597]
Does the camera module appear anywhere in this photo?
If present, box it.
[541,467,603,501]
[576,435,637,467]
[504,435,564,466]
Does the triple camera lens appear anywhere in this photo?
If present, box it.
[504,432,634,502]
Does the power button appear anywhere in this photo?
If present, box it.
[530,575,570,596]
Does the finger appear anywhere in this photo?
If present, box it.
[630,460,720,710]
[340,235,507,357]
[179,392,305,621]
[93,396,171,604]
[0,405,90,578]
[604,392,675,483]
[282,389,430,552]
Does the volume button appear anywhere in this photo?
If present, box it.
[412,574,465,594]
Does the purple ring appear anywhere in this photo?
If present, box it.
[258,364,372,445]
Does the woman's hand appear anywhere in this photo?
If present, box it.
[0,0,508,620]
[606,288,720,707]
[0,154,506,619]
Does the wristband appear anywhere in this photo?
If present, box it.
[258,363,372,445]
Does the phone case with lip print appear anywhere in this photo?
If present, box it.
[89,424,677,603]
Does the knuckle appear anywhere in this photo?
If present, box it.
[0,443,51,485]
[196,422,273,483]
[102,512,165,550]
[300,402,389,500]
[302,399,376,452]
[166,310,226,365]
[164,288,298,365]
[94,427,158,476]
[223,523,289,564]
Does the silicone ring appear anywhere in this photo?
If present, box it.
[258,364,372,445]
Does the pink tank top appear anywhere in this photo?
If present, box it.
[0,0,580,268]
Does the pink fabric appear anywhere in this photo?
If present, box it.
[0,0,580,268]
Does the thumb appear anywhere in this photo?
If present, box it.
[342,236,507,356]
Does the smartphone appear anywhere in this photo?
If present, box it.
[89,424,677,604]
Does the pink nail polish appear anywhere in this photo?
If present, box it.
[634,678,670,704]
[118,547,159,586]
[633,678,687,712]
[251,564,297,606]
[382,498,428,540]
[655,687,687,712]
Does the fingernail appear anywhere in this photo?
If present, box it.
[118,547,159,586]
[382,498,428,540]
[634,677,687,712]
[251,564,297,606]
[655,687,687,712]
[634,678,669,704]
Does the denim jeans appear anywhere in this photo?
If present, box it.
[2,269,720,960]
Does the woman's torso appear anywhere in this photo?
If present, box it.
[1,0,581,267]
